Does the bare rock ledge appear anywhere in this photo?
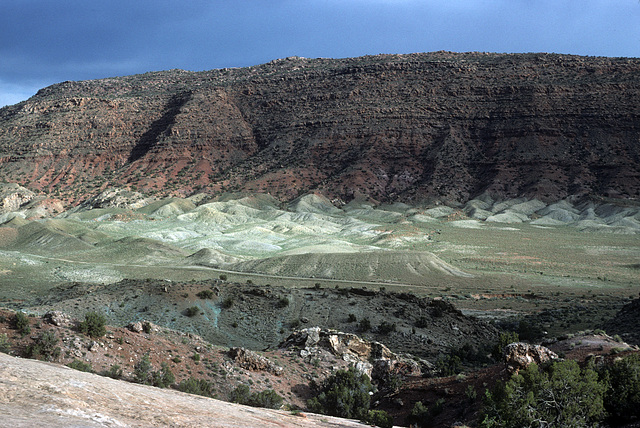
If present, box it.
[0,353,368,428]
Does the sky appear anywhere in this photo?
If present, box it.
[1,0,639,107]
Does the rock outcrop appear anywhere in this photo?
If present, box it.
[0,52,639,205]
[281,327,429,379]
[229,347,284,376]
[44,310,74,327]
[503,342,559,372]
[127,320,156,333]
[78,187,154,210]
[0,183,35,213]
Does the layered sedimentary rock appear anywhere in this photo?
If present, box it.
[0,52,638,205]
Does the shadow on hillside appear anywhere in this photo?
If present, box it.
[128,91,192,163]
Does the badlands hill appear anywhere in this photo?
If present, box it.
[0,52,639,205]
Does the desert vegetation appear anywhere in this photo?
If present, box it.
[307,366,393,428]
[78,311,107,338]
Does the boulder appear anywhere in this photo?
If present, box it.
[127,320,155,333]
[372,357,422,379]
[44,311,73,327]
[353,360,373,378]
[503,342,559,372]
[127,321,144,333]
[282,327,394,361]
[228,347,283,376]
[281,327,426,379]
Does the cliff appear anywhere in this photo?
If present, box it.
[0,52,638,205]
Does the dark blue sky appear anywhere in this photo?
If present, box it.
[1,0,639,107]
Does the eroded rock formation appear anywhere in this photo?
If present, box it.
[503,342,559,372]
[281,327,430,380]
[0,52,638,205]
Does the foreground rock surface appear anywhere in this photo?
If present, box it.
[0,352,368,428]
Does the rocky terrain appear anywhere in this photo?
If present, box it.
[0,52,639,206]
[605,295,640,345]
[0,304,490,427]
[0,305,434,412]
[1,305,638,427]
[27,279,499,360]
[0,51,639,427]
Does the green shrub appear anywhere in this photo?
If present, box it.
[435,354,461,377]
[221,297,234,309]
[365,409,393,428]
[0,333,10,353]
[466,384,477,401]
[405,398,445,427]
[134,354,174,388]
[602,353,640,424]
[104,364,123,379]
[307,366,373,420]
[406,401,430,426]
[277,296,290,308]
[409,398,447,426]
[184,306,200,317]
[452,342,492,366]
[177,377,215,398]
[248,389,284,409]
[377,321,396,335]
[134,353,153,384]
[219,274,227,281]
[378,371,402,394]
[25,330,60,360]
[67,359,93,373]
[347,313,357,323]
[517,320,544,342]
[357,318,371,332]
[430,398,445,417]
[229,384,252,404]
[491,331,519,361]
[480,360,606,427]
[152,362,175,388]
[78,312,106,338]
[13,311,30,336]
[196,289,215,299]
[229,384,282,409]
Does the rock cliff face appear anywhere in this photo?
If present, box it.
[1,52,639,205]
